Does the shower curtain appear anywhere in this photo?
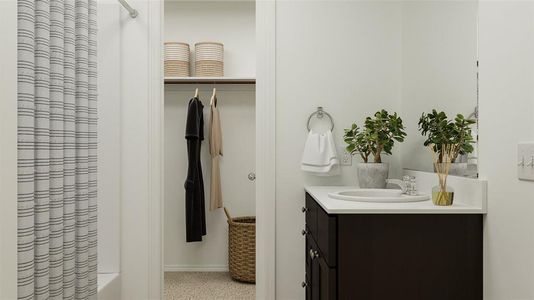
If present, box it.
[17,0,98,298]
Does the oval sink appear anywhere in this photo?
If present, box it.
[328,189,430,203]
[337,189,403,198]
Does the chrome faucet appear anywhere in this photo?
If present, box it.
[386,176,417,195]
[386,179,408,194]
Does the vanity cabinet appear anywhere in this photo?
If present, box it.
[303,192,483,300]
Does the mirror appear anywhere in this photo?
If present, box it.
[288,0,479,178]
[397,1,479,178]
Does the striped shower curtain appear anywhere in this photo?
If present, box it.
[17,0,98,298]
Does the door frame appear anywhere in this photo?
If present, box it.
[0,0,18,298]
[147,1,277,299]
[255,1,277,299]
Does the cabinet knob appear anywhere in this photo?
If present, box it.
[301,229,308,236]
[309,249,319,260]
[301,207,308,213]
[301,281,308,288]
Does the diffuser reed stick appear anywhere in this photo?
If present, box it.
[428,143,460,205]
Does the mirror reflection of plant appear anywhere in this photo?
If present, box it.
[418,110,476,163]
[344,110,407,163]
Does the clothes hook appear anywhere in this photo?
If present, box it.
[210,88,217,105]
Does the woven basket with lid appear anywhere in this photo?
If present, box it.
[195,42,224,77]
[164,42,190,77]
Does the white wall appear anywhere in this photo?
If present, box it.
[478,2,534,299]
[275,2,403,298]
[96,1,534,299]
[163,1,256,271]
[120,6,153,299]
[97,0,122,275]
[400,1,478,172]
[163,85,255,271]
[0,0,18,298]
[119,0,163,298]
[164,0,256,77]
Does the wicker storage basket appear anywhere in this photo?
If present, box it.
[195,42,224,77]
[224,208,255,283]
[164,42,190,77]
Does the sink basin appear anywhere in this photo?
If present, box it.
[328,189,430,203]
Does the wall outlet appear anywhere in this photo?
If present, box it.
[518,142,534,181]
[339,148,352,166]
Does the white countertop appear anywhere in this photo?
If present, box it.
[305,186,487,214]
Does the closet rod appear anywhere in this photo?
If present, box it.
[118,0,138,18]
[164,78,256,85]
[165,81,256,85]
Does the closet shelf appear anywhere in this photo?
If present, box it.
[164,77,256,84]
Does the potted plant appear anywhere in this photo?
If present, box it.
[418,110,476,205]
[344,110,407,188]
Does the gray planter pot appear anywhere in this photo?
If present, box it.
[357,163,389,188]
[434,162,468,177]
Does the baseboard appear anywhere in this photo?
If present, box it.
[164,265,229,272]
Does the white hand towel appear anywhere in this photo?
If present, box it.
[301,130,340,176]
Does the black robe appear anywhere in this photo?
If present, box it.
[184,97,206,242]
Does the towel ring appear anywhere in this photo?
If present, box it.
[307,107,334,131]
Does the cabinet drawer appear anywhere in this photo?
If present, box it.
[305,193,337,267]
[316,199,337,267]
[316,205,337,267]
[305,193,318,240]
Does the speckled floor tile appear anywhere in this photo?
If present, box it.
[164,272,255,300]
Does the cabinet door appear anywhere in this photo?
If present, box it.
[311,249,320,300]
[307,236,336,300]
[305,271,312,300]
[305,235,312,300]
[337,214,482,300]
[317,256,336,300]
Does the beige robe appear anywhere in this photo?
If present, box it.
[209,96,223,210]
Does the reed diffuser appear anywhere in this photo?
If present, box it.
[419,110,476,206]
[428,143,460,205]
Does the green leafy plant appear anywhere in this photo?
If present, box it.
[343,124,371,163]
[344,110,407,163]
[418,110,476,163]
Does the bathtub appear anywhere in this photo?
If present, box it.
[97,273,121,300]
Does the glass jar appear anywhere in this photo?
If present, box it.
[432,185,454,206]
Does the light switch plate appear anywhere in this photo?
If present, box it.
[518,142,534,181]
[339,147,352,166]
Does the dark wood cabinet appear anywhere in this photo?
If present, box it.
[306,234,336,300]
[303,192,483,300]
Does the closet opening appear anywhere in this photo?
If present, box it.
[163,1,257,299]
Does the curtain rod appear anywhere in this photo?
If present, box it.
[118,0,138,18]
